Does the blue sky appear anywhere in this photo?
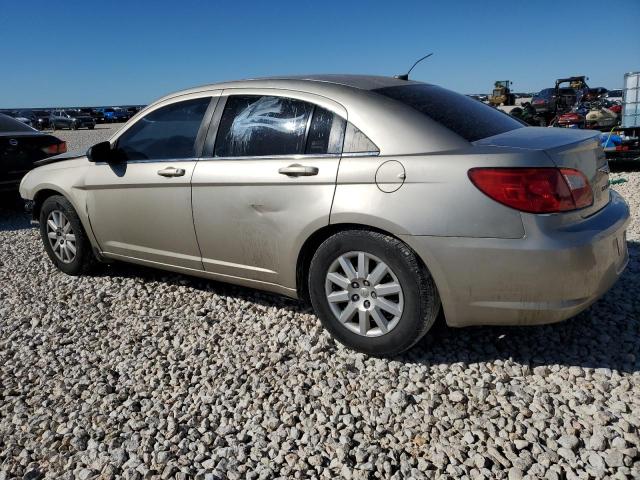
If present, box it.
[1,0,638,108]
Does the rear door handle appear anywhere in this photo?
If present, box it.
[157,167,185,177]
[278,164,319,177]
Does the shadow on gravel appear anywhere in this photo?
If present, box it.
[610,160,640,173]
[0,194,33,231]
[89,238,640,373]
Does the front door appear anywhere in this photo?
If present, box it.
[84,94,216,270]
[191,91,347,288]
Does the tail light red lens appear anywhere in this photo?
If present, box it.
[468,167,593,214]
[42,141,67,155]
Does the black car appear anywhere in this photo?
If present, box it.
[50,110,96,130]
[531,87,576,115]
[16,110,51,130]
[79,108,106,124]
[0,113,66,192]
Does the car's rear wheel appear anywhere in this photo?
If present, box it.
[308,230,440,356]
[40,195,96,275]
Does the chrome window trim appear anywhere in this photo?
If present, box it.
[197,151,378,162]
[94,157,199,165]
[93,152,382,165]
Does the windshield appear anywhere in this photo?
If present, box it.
[373,84,523,142]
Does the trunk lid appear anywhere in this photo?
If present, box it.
[474,127,610,217]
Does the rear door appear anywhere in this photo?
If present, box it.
[84,93,218,269]
[191,90,347,288]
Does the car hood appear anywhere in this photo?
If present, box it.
[34,150,86,167]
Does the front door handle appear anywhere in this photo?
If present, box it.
[157,167,186,177]
[278,164,319,177]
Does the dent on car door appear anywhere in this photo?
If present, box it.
[191,93,347,288]
[84,95,216,270]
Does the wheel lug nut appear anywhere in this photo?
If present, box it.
[363,280,370,286]
[351,294,360,301]
[351,282,359,289]
[371,292,377,299]
[364,300,371,308]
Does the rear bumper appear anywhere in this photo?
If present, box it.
[402,191,630,327]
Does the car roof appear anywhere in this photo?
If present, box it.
[157,74,426,103]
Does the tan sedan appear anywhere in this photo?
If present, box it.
[20,75,630,355]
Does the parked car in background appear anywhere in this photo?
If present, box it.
[124,106,140,119]
[19,75,630,355]
[31,110,52,130]
[97,107,116,123]
[112,107,130,122]
[0,113,66,191]
[50,110,96,130]
[79,108,105,124]
[531,87,576,116]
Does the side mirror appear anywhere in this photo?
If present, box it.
[87,141,117,163]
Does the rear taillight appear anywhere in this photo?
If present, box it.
[42,141,67,155]
[468,167,593,214]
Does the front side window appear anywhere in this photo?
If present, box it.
[116,97,210,161]
[215,95,314,157]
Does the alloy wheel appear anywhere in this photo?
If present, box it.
[325,251,404,337]
[46,210,77,263]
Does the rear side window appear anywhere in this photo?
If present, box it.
[374,84,523,142]
[305,107,345,155]
[116,97,210,160]
[215,95,314,157]
[343,123,378,154]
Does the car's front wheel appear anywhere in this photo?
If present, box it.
[40,195,96,275]
[308,230,440,356]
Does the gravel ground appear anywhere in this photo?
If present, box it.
[0,133,639,479]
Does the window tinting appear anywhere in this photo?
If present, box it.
[215,95,314,157]
[374,84,523,142]
[343,122,379,153]
[116,97,210,161]
[305,107,346,155]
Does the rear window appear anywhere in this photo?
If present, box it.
[0,113,34,132]
[374,84,523,142]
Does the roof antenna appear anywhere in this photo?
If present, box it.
[394,53,433,81]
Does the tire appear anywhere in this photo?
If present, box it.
[51,121,56,131]
[308,230,440,356]
[88,125,94,130]
[71,122,77,130]
[39,195,96,275]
